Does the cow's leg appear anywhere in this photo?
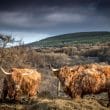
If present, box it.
[1,88,8,101]
[14,92,19,101]
[71,90,82,100]
[1,78,8,101]
[74,93,81,99]
[107,89,110,107]
[71,84,82,100]
[28,88,37,102]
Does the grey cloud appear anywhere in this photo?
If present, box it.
[0,0,110,35]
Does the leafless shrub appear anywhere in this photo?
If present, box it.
[0,46,71,69]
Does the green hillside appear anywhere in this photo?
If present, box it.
[29,31,110,47]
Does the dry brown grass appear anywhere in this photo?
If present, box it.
[0,47,71,69]
[0,43,110,110]
[0,96,110,110]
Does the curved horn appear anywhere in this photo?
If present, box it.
[51,68,59,72]
[49,64,59,72]
[0,67,11,75]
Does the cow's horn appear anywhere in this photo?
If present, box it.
[51,68,59,72]
[0,67,11,75]
[49,64,59,72]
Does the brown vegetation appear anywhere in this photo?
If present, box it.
[0,97,109,110]
[0,43,110,109]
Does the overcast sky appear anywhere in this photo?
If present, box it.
[0,0,110,43]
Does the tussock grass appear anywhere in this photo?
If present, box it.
[0,97,109,110]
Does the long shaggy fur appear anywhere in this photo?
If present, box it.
[53,64,110,106]
[1,68,41,101]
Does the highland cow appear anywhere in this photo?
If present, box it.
[0,67,41,101]
[51,64,110,106]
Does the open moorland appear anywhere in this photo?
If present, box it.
[0,32,110,110]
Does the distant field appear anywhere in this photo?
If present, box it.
[28,31,110,47]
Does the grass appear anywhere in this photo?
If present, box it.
[0,95,110,110]
[28,31,110,47]
[0,41,110,110]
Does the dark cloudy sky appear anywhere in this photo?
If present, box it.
[0,0,110,43]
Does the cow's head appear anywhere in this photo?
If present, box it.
[51,66,74,81]
[0,67,11,75]
[49,65,60,77]
[52,68,60,77]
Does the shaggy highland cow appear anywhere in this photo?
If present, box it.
[0,67,41,101]
[51,64,110,106]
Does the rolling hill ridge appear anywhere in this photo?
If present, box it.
[28,31,110,47]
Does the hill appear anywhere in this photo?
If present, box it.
[28,31,110,47]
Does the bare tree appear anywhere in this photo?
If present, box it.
[0,34,15,48]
